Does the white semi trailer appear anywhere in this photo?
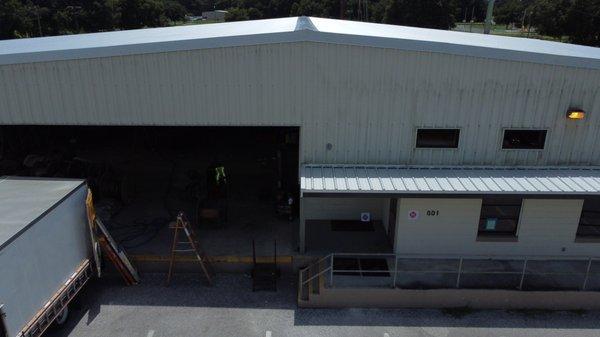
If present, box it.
[0,177,92,337]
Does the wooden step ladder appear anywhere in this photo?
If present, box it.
[166,211,214,285]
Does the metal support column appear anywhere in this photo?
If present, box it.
[392,257,398,288]
[299,197,306,254]
[329,254,334,287]
[456,258,463,288]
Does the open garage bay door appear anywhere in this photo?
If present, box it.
[0,126,300,259]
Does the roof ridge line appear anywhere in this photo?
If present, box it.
[295,16,318,32]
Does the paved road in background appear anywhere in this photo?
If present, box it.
[45,273,600,337]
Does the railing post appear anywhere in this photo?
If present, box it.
[329,254,334,287]
[518,258,528,290]
[456,257,463,288]
[582,258,593,291]
[299,268,304,301]
[392,256,398,288]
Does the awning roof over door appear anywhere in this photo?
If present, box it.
[300,165,600,196]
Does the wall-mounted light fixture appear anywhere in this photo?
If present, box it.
[567,108,586,120]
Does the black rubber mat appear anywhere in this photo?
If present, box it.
[333,257,361,276]
[332,257,390,277]
[330,220,374,232]
[360,258,390,277]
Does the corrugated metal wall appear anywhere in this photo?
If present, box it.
[1,41,599,166]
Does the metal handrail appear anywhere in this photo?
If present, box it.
[302,265,332,285]
[299,254,332,274]
[298,252,600,301]
[299,254,333,285]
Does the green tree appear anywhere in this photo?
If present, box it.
[494,0,525,27]
[164,0,188,21]
[0,0,35,38]
[224,7,250,20]
[369,0,389,22]
[383,0,457,29]
[53,5,86,35]
[289,0,326,16]
[120,0,171,29]
[530,0,570,38]
[452,0,487,22]
[264,0,294,18]
[563,0,600,46]
[81,0,120,32]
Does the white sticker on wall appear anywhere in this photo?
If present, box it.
[408,210,419,220]
[360,212,371,222]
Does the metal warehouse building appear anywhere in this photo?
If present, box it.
[2,16,600,307]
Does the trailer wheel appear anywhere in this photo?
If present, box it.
[55,306,69,325]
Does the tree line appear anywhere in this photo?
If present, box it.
[1,0,599,46]
[494,0,600,46]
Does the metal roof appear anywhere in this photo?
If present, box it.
[1,17,600,69]
[0,177,85,250]
[300,165,600,195]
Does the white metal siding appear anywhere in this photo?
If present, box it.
[1,42,600,166]
[394,197,598,256]
[394,198,482,254]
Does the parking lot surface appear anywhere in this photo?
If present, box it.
[45,273,600,337]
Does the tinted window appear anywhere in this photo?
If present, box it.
[478,197,522,237]
[416,129,460,148]
[502,130,547,149]
[577,198,600,237]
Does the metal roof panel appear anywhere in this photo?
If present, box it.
[301,165,600,195]
[1,17,600,69]
[0,177,85,249]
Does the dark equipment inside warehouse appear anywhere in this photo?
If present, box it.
[0,125,300,257]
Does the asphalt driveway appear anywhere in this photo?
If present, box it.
[45,273,600,337]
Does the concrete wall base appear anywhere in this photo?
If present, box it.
[300,287,600,310]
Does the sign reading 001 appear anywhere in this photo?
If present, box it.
[426,210,439,216]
